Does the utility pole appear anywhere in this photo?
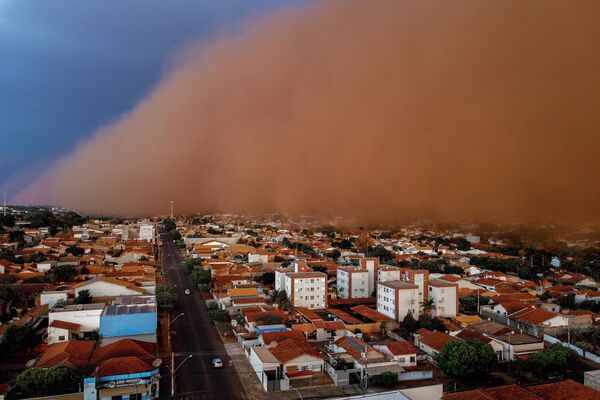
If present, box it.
[170,200,174,220]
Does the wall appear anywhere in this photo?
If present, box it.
[544,334,600,364]
[40,291,68,307]
[76,281,142,298]
[49,308,103,332]
[100,312,157,337]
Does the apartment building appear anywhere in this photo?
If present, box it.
[403,269,429,303]
[428,279,458,317]
[377,280,420,321]
[359,257,379,295]
[277,271,328,309]
[336,267,369,299]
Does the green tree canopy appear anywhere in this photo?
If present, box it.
[528,343,578,379]
[255,314,283,325]
[65,245,85,257]
[1,325,38,354]
[27,252,47,263]
[155,284,177,310]
[49,265,78,282]
[12,366,81,398]
[74,289,92,304]
[438,340,497,379]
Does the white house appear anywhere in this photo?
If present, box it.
[377,281,420,321]
[336,267,369,299]
[48,303,104,344]
[73,277,147,298]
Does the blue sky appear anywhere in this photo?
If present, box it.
[0,0,301,199]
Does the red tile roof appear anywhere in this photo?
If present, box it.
[97,356,154,376]
[35,340,95,369]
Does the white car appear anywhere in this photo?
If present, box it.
[212,358,223,368]
[184,289,191,295]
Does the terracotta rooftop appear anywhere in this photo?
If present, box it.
[97,356,154,377]
[35,340,95,369]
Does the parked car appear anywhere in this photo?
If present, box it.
[212,358,223,368]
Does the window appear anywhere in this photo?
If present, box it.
[130,394,142,400]
[58,335,65,341]
[111,396,122,400]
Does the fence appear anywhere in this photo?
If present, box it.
[544,334,600,364]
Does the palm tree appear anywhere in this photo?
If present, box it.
[420,298,436,316]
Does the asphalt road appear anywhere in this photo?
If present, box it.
[159,231,244,400]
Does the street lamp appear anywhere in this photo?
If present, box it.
[169,313,184,328]
[168,353,192,399]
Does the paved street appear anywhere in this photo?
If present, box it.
[159,231,245,400]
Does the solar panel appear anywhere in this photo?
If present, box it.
[105,306,117,315]
[117,306,127,315]
[346,337,367,355]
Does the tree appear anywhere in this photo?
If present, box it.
[170,229,182,241]
[0,249,17,262]
[528,343,578,379]
[254,272,275,285]
[155,284,177,310]
[255,314,283,325]
[162,218,176,232]
[207,303,230,322]
[1,325,37,354]
[65,245,84,257]
[25,210,58,228]
[49,265,78,282]
[12,366,81,398]
[74,289,92,304]
[27,252,47,263]
[420,298,436,316]
[438,340,497,379]
[0,214,15,227]
[326,249,341,261]
[380,371,397,387]
[190,268,211,286]
[53,299,67,309]
[185,257,203,272]
[0,284,26,323]
[400,312,419,332]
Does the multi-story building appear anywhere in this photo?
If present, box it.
[428,279,458,317]
[403,269,429,304]
[377,281,420,321]
[139,223,155,242]
[275,265,327,309]
[378,265,401,283]
[360,257,380,295]
[336,267,369,299]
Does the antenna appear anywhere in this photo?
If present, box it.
[170,201,174,220]
[2,192,6,217]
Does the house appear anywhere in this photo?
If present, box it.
[73,277,147,298]
[428,279,458,318]
[34,340,95,369]
[402,269,429,303]
[414,329,457,358]
[492,332,544,361]
[48,303,104,344]
[372,342,418,367]
[377,281,420,321]
[337,267,369,299]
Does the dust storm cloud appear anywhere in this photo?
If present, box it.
[21,0,600,222]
